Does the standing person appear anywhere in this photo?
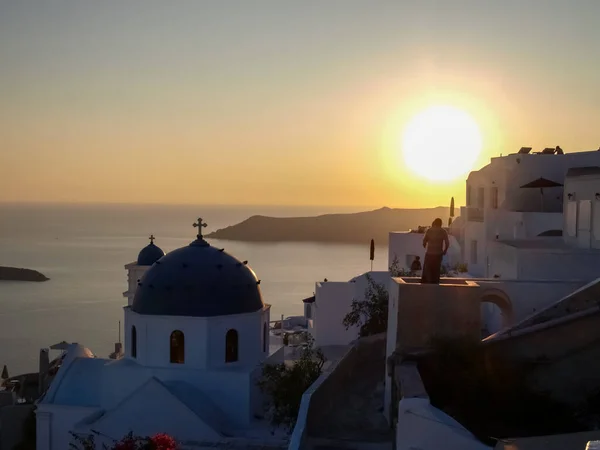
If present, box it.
[421,218,450,284]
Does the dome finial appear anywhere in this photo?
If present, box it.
[149,234,156,244]
[193,218,208,239]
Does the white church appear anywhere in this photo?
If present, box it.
[35,219,284,450]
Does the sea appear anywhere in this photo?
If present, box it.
[0,203,389,374]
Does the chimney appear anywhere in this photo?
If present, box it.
[38,348,50,395]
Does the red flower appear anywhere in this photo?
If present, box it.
[151,433,177,450]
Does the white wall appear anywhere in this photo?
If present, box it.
[350,271,392,296]
[39,367,256,450]
[312,282,358,346]
[124,264,150,305]
[564,174,600,249]
[516,249,600,281]
[36,406,98,450]
[100,359,255,428]
[89,378,222,443]
[124,307,269,370]
[477,279,586,335]
[461,150,600,276]
[520,211,563,236]
[487,241,518,279]
[462,208,563,277]
[206,308,270,370]
[466,151,600,213]
[384,277,400,421]
[310,272,392,347]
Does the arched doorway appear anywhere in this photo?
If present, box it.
[480,289,514,336]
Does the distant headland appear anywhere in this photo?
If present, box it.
[0,267,49,282]
[205,206,450,244]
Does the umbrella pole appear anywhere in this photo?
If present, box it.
[540,188,544,211]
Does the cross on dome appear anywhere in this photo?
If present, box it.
[149,234,155,244]
[193,218,208,238]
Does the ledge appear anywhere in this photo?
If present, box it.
[396,362,429,400]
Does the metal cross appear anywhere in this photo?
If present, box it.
[193,218,208,237]
[149,234,155,244]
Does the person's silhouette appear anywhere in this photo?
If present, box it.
[410,256,422,275]
[421,218,449,284]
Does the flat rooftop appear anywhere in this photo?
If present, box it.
[396,277,479,287]
[496,238,597,250]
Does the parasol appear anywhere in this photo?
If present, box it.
[520,177,563,211]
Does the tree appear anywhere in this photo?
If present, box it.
[389,254,402,277]
[342,273,389,337]
[389,254,411,277]
[257,336,326,431]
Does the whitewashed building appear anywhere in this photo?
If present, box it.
[563,166,600,249]
[35,221,284,450]
[304,148,600,347]
[306,271,391,347]
[458,147,600,277]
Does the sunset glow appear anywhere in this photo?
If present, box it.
[401,105,483,182]
[1,2,599,208]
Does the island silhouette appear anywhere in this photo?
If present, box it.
[0,266,49,282]
[206,206,451,244]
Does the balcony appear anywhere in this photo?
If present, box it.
[465,207,484,222]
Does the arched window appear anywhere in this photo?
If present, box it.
[131,326,137,358]
[263,323,268,353]
[225,329,238,363]
[170,330,185,364]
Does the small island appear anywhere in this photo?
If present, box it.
[205,206,450,244]
[0,266,49,282]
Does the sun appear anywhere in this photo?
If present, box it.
[401,105,482,182]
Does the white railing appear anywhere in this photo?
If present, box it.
[465,207,484,222]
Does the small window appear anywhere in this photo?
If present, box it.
[263,323,268,353]
[131,326,137,358]
[170,330,185,364]
[490,187,498,209]
[477,187,485,209]
[305,303,312,319]
[567,201,578,237]
[466,185,472,206]
[225,329,239,363]
[470,240,478,265]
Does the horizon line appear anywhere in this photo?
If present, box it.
[0,200,450,210]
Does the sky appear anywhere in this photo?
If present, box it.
[1,0,599,208]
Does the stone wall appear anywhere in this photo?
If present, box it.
[506,277,600,332]
[392,279,482,353]
[485,307,600,406]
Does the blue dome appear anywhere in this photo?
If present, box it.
[132,237,264,317]
[137,242,165,266]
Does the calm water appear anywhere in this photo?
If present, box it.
[0,203,388,374]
